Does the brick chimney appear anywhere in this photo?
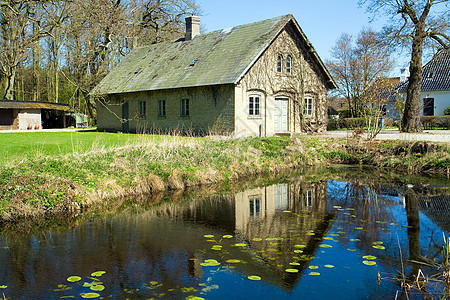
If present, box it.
[185,16,200,41]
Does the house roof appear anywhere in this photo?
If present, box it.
[0,100,70,111]
[398,49,450,92]
[91,15,337,96]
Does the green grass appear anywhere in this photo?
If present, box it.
[0,132,155,166]
[0,131,448,220]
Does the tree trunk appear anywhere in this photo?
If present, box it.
[4,71,15,100]
[401,35,424,132]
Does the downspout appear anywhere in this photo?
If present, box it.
[264,93,267,136]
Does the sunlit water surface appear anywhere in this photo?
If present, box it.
[0,168,449,299]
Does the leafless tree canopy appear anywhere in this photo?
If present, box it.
[0,0,200,118]
[359,0,449,132]
[326,28,395,118]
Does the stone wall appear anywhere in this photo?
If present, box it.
[97,85,235,135]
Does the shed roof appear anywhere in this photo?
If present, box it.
[0,100,70,111]
[398,49,450,92]
[91,15,336,96]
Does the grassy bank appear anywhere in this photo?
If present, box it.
[0,132,449,221]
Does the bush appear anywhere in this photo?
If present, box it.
[327,118,366,130]
[444,105,450,115]
[420,116,450,130]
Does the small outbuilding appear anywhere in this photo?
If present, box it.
[0,100,70,130]
[91,14,337,136]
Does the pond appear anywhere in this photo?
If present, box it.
[0,167,449,299]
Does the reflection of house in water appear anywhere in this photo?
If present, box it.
[176,180,334,290]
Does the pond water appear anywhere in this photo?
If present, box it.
[0,167,449,299]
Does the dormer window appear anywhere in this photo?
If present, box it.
[277,55,283,73]
[286,55,292,73]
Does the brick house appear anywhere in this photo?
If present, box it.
[91,15,337,136]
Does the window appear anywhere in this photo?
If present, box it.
[138,101,146,118]
[304,97,313,116]
[277,55,283,72]
[181,98,189,117]
[249,95,260,116]
[304,189,313,209]
[158,100,166,117]
[286,55,292,73]
[249,195,261,217]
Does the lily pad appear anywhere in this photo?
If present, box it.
[285,269,299,273]
[372,241,383,245]
[333,206,341,209]
[319,244,332,248]
[90,271,106,277]
[81,293,100,299]
[90,285,105,292]
[362,255,377,260]
[223,235,233,239]
[372,245,386,250]
[347,248,356,251]
[324,264,334,268]
[0,285,7,289]
[309,265,319,269]
[363,260,377,266]
[308,272,320,276]
[289,262,300,266]
[67,276,82,282]
[200,259,220,267]
[248,275,261,281]
[226,259,241,263]
[234,243,247,247]
[211,245,222,251]
[350,238,361,242]
[355,227,363,230]
[253,238,262,241]
[294,244,306,248]
[203,235,214,238]
[294,250,303,254]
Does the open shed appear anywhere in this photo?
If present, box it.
[0,100,71,130]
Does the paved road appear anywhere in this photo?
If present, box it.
[320,129,450,143]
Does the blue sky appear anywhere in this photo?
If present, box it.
[196,0,405,73]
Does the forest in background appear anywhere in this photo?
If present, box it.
[0,0,200,119]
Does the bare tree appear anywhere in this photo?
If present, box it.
[359,0,450,132]
[0,0,66,100]
[326,28,395,117]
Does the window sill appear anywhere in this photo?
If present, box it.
[248,115,262,120]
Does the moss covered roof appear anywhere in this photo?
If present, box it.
[91,15,336,96]
[0,100,70,111]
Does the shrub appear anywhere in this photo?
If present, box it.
[327,118,366,130]
[421,116,450,130]
[444,105,450,115]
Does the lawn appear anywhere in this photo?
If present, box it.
[0,131,151,166]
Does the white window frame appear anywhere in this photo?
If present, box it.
[286,55,292,74]
[277,55,283,73]
[304,97,313,117]
[248,95,260,117]
[249,195,261,217]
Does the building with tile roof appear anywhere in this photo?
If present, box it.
[92,15,337,136]
[398,49,450,116]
